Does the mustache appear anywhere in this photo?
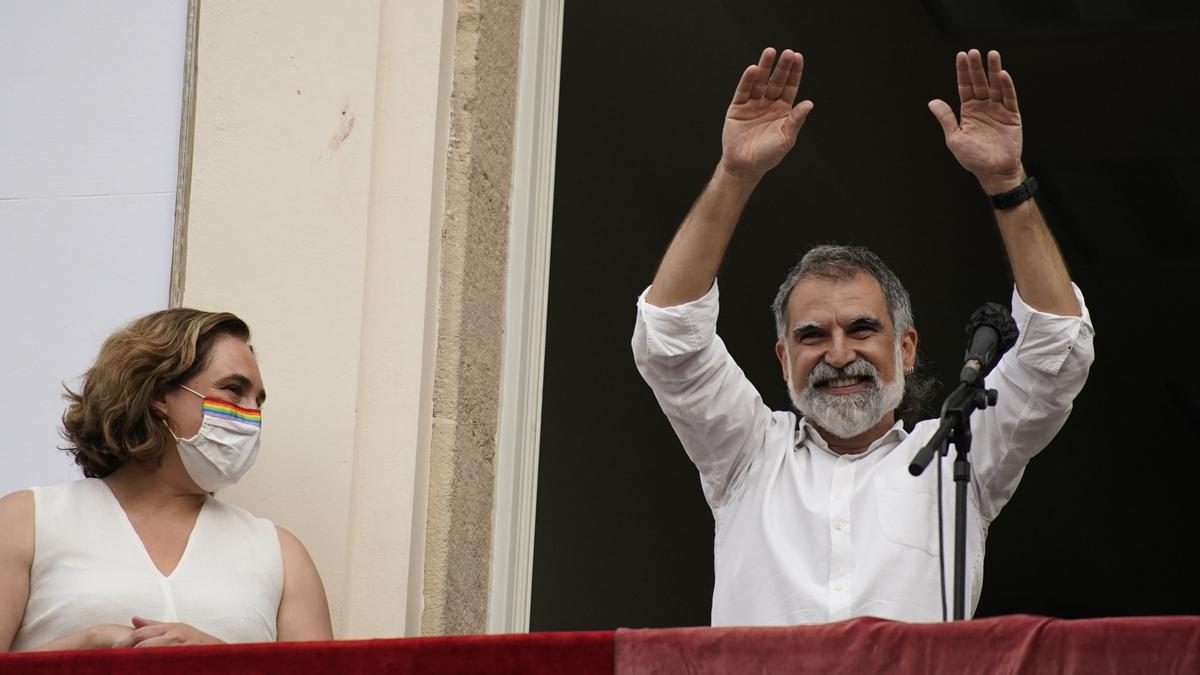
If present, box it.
[806,358,880,389]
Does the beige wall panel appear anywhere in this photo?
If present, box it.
[341,0,455,638]
[185,0,381,635]
[185,0,519,638]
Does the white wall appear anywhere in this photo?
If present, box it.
[0,1,186,496]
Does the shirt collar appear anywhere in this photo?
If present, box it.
[795,416,908,460]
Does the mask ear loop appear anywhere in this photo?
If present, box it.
[162,416,185,442]
[163,384,205,442]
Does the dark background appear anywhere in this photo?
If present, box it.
[531,0,1200,630]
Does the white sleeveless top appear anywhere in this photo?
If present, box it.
[10,478,283,651]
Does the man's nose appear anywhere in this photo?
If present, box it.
[824,333,857,369]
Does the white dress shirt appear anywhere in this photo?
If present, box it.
[632,281,1094,625]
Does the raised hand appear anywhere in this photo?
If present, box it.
[126,616,224,648]
[720,48,814,180]
[928,49,1024,195]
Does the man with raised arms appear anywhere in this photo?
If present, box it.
[632,47,1094,624]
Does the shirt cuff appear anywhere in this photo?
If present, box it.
[636,281,721,356]
[1009,283,1094,375]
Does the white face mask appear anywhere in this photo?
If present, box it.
[171,385,262,492]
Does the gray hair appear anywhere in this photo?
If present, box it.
[772,244,914,342]
[771,244,935,421]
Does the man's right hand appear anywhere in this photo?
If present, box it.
[720,48,814,181]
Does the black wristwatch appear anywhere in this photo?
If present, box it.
[989,176,1038,210]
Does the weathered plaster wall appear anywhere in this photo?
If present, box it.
[421,0,525,635]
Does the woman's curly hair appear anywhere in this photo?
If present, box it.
[62,308,251,478]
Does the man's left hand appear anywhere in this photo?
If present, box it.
[928,49,1024,195]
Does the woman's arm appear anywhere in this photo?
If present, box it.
[30,624,136,651]
[275,526,333,641]
[0,491,33,652]
[1,490,139,652]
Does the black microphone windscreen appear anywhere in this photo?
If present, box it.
[965,302,1019,357]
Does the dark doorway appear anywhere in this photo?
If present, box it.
[531,1,1200,630]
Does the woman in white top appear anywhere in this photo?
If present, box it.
[0,309,333,651]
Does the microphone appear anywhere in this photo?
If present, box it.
[959,302,1019,385]
[909,302,1017,477]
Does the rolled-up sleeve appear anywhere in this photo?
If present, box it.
[972,283,1096,520]
[634,283,721,358]
[632,282,778,509]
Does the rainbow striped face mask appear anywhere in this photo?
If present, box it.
[172,385,262,492]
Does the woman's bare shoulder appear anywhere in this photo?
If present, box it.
[0,489,33,518]
[0,490,34,555]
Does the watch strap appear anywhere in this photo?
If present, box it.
[989,176,1038,210]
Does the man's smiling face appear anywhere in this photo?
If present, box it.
[774,272,916,441]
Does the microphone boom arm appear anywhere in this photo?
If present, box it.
[908,382,996,476]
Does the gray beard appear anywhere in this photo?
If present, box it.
[788,348,905,440]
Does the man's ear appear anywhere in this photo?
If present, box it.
[775,340,790,381]
[901,327,918,372]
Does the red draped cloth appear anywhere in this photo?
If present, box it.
[0,630,613,675]
[615,614,1200,674]
[2,615,1198,674]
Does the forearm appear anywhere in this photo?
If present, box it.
[986,171,1080,316]
[928,48,1078,317]
[646,161,762,308]
[31,626,109,652]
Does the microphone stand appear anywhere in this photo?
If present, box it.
[908,379,998,620]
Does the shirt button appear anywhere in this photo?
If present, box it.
[833,583,844,592]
